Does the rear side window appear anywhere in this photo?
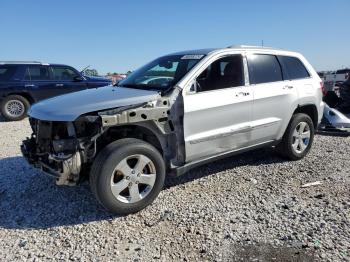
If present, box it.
[247,54,283,84]
[0,65,17,81]
[278,56,310,80]
[26,66,51,80]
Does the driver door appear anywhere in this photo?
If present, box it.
[183,55,253,162]
[50,66,88,96]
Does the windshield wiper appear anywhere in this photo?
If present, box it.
[118,83,163,92]
[117,83,139,88]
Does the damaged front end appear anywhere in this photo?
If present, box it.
[21,90,185,185]
[22,117,102,186]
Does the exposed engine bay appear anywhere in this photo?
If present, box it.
[22,88,185,186]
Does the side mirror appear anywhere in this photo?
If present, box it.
[189,80,200,93]
[73,76,84,82]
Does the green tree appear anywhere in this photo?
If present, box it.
[83,69,99,76]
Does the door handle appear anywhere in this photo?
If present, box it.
[236,92,250,97]
[56,84,64,87]
[25,84,35,88]
[283,85,294,89]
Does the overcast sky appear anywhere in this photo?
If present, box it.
[1,0,349,74]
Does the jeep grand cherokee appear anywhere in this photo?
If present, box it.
[22,46,324,214]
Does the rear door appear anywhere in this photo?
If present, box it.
[247,53,298,144]
[277,55,314,104]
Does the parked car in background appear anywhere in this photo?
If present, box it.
[0,62,111,121]
[323,68,350,92]
[22,46,324,214]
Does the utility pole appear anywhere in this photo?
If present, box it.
[261,40,264,47]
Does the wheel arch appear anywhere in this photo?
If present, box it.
[5,92,35,104]
[293,104,318,128]
[102,123,167,159]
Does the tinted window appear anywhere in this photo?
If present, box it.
[51,66,79,81]
[278,56,310,80]
[197,55,244,92]
[0,65,17,81]
[26,66,51,80]
[247,54,282,84]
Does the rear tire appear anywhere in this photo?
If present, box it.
[276,113,314,160]
[0,95,30,121]
[90,138,166,215]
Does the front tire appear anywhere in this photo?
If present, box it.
[0,95,30,121]
[90,138,166,215]
[276,113,314,160]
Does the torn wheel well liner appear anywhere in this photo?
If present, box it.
[99,123,172,163]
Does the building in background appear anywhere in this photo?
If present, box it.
[105,73,127,84]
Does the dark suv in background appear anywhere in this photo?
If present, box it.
[0,62,111,121]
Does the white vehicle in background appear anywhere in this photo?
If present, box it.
[323,69,350,92]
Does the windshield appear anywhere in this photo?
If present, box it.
[118,54,205,91]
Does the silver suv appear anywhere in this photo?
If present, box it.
[22,45,325,214]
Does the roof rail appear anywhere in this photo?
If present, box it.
[226,45,282,50]
[0,61,43,65]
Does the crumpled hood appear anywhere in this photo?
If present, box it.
[29,86,160,121]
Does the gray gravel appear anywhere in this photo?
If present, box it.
[0,117,349,261]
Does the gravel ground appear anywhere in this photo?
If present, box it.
[0,117,349,261]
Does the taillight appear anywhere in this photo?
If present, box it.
[320,81,327,96]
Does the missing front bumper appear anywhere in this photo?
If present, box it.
[21,138,82,186]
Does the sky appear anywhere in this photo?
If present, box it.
[0,0,349,74]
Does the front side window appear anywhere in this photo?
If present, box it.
[118,54,204,91]
[51,67,79,81]
[247,54,283,84]
[196,55,244,92]
[0,65,17,81]
[26,66,51,81]
[278,56,310,80]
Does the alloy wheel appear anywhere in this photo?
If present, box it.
[292,121,311,154]
[110,154,156,204]
[5,100,25,117]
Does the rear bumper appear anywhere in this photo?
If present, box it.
[319,101,325,125]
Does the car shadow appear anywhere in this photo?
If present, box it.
[0,148,285,230]
[165,147,285,188]
[0,156,114,229]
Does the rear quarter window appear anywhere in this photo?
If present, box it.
[0,65,17,81]
[247,54,283,84]
[278,56,310,80]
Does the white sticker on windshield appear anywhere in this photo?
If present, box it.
[181,55,204,60]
